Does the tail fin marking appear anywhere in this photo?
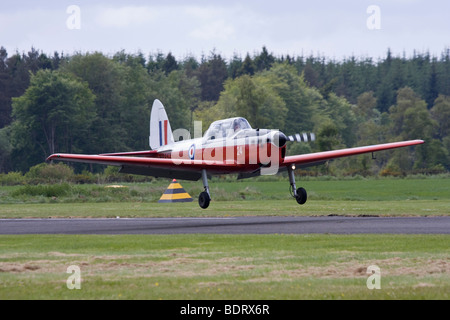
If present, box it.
[150,99,174,150]
[158,120,169,146]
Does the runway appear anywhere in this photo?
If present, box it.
[1,216,449,235]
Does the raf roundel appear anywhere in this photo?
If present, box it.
[188,144,195,160]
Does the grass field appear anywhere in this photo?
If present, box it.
[0,177,449,300]
[1,177,449,218]
[0,234,449,300]
[0,199,449,218]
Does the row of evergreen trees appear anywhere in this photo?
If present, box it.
[0,46,449,175]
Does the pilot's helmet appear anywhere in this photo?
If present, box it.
[233,119,241,131]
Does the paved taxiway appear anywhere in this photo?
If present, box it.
[1,216,449,235]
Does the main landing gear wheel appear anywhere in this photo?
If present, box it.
[295,187,307,205]
[288,166,307,206]
[198,191,210,209]
[199,169,211,209]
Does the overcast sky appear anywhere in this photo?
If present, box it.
[1,0,449,61]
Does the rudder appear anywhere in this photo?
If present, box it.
[149,99,174,150]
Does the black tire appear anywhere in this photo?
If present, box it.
[198,191,211,209]
[295,187,307,205]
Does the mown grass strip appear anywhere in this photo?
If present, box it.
[0,199,449,218]
[1,177,449,205]
[0,234,448,299]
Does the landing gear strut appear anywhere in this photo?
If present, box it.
[199,169,211,209]
[288,166,307,205]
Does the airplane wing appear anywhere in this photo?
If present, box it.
[99,150,159,157]
[282,140,424,168]
[47,139,424,180]
[46,153,240,181]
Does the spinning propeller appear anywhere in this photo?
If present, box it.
[269,131,315,148]
[287,132,315,143]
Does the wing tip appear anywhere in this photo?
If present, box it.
[407,139,425,146]
[46,154,57,162]
[46,154,66,163]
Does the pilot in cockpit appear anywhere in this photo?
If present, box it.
[233,119,242,132]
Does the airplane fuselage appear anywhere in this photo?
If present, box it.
[154,129,287,175]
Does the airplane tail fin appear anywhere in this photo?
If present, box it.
[149,99,174,150]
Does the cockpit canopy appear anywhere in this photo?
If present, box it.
[204,117,252,140]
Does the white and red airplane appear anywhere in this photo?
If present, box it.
[47,99,424,209]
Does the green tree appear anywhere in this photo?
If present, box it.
[355,91,377,120]
[0,47,56,129]
[426,61,439,108]
[146,51,165,73]
[197,73,287,131]
[322,93,357,147]
[148,69,200,133]
[11,69,95,170]
[353,92,392,174]
[252,76,287,130]
[376,79,395,113]
[238,54,255,76]
[195,52,228,101]
[317,121,340,151]
[0,47,11,128]
[302,60,320,88]
[162,52,179,75]
[119,57,154,150]
[430,94,450,140]
[261,63,319,134]
[181,55,199,78]
[387,87,436,171]
[0,126,12,172]
[62,53,131,153]
[235,75,262,126]
[254,46,275,72]
[390,87,433,140]
[228,54,243,79]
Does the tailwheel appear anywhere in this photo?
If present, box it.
[295,187,307,205]
[198,191,210,209]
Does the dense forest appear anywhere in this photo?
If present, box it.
[0,46,449,176]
